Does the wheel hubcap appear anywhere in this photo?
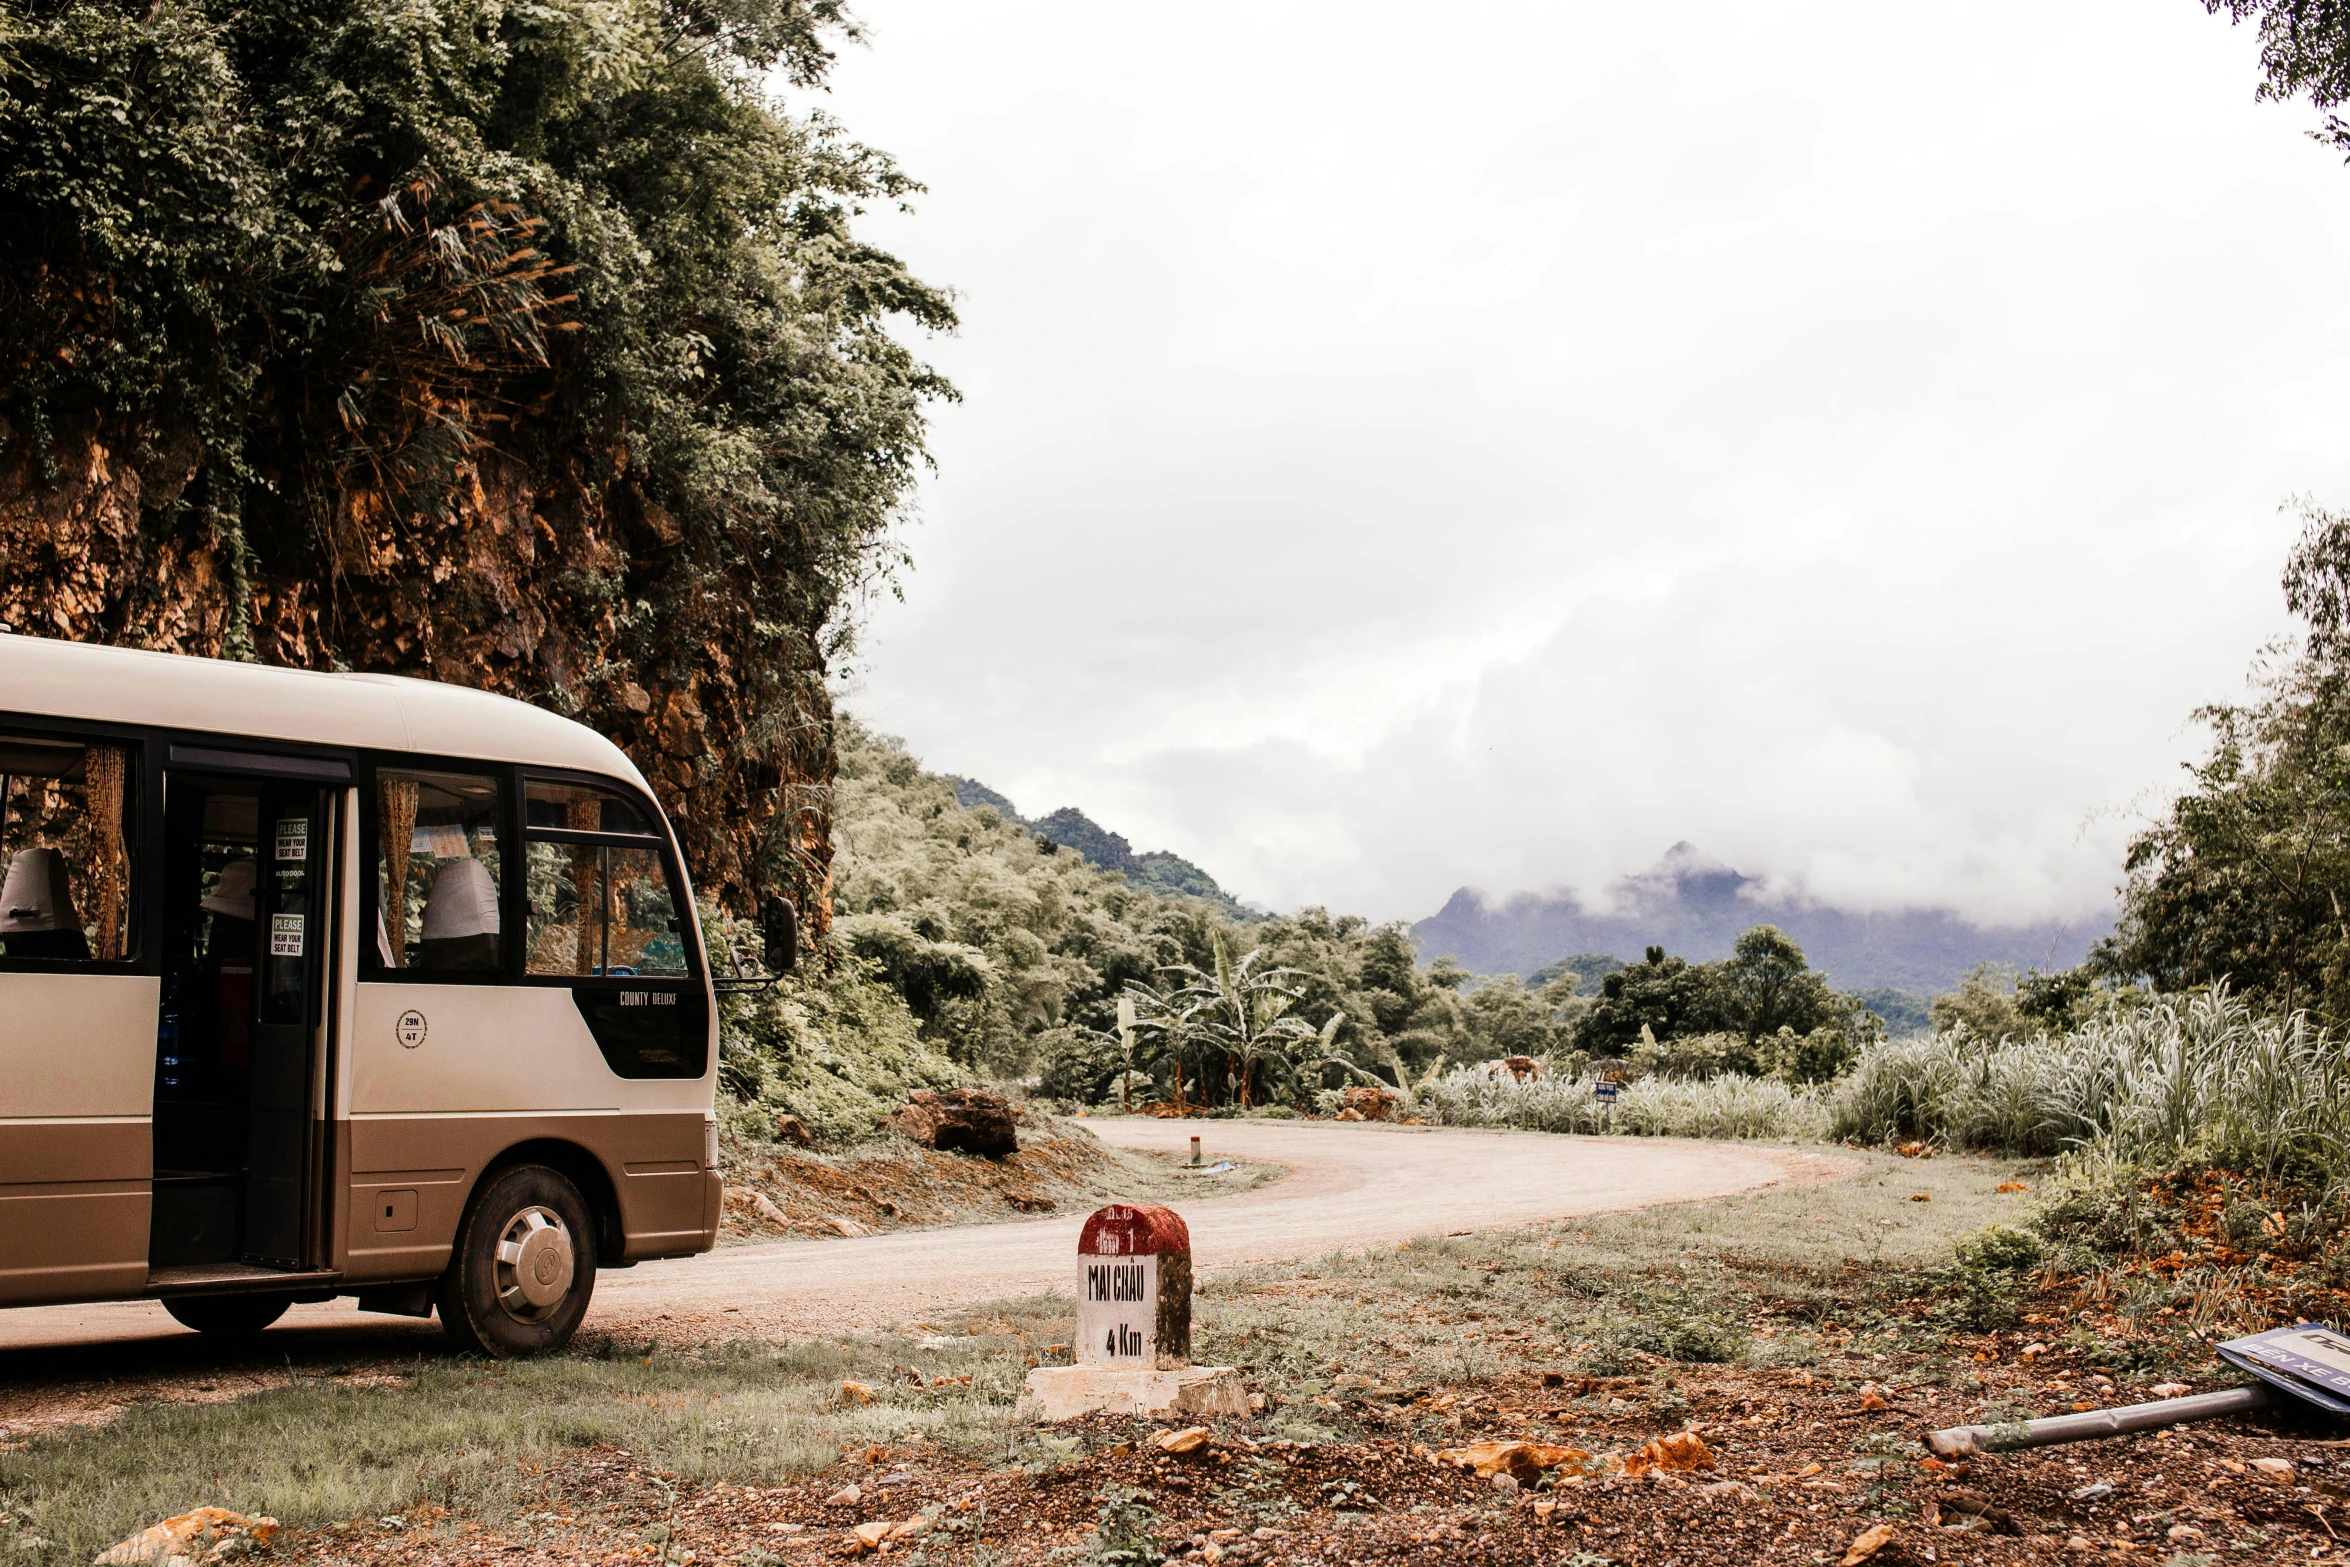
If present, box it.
[493,1206,575,1323]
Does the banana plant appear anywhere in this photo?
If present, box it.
[1158,929,1340,1108]
[1113,993,1142,1112]
[1293,1011,1401,1093]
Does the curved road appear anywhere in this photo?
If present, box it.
[0,1121,1847,1365]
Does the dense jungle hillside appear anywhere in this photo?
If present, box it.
[0,0,950,922]
[826,717,1494,1083]
[721,717,1889,1137]
[720,718,1606,1135]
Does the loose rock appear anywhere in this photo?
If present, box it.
[2252,1457,2298,1485]
[890,1089,1019,1158]
[1841,1521,1895,1565]
[95,1509,279,1567]
[1618,1430,1712,1476]
[1433,1440,1588,1481]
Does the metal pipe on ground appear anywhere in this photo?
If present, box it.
[1926,1384,2283,1457]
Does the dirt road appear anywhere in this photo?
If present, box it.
[596,1120,1848,1338]
[0,1121,1846,1374]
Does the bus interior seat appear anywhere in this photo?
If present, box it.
[201,858,256,1069]
[0,846,92,960]
[416,856,500,970]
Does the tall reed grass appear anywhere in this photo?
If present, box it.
[1419,1067,1830,1143]
[1827,988,2350,1177]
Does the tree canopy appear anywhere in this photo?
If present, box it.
[2206,2,2350,120]
[2096,508,2350,1022]
[0,0,952,920]
[1570,929,1864,1065]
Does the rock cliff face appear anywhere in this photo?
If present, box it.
[1413,843,2110,994]
[0,418,838,933]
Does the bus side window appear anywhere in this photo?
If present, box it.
[0,734,135,964]
[522,779,689,979]
[374,769,503,973]
[604,845,687,977]
[525,839,598,976]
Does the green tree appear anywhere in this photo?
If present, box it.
[2096,507,2350,1023]
[1929,963,2031,1040]
[1457,973,1572,1060]
[2205,3,2350,125]
[1713,925,1852,1044]
[1157,931,1334,1109]
[1572,945,1725,1055]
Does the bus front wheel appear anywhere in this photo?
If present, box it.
[437,1164,598,1358]
[164,1293,292,1337]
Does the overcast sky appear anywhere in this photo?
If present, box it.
[820,2,2350,927]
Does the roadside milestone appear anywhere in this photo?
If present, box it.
[1023,1201,1248,1420]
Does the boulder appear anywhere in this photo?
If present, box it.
[773,1112,815,1147]
[891,1088,1018,1158]
[1341,1085,1399,1121]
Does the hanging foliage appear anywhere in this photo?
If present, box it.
[0,0,956,928]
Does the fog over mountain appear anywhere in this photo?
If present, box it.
[1412,844,2110,995]
[832,1,2350,931]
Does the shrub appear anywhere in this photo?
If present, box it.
[712,920,962,1144]
[1831,988,2350,1178]
[1945,1224,2046,1328]
[1416,1067,1828,1142]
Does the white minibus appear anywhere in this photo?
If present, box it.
[0,634,732,1356]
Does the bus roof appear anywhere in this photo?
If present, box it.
[0,634,650,789]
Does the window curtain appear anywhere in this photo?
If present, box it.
[380,776,419,967]
[82,745,127,960]
[568,798,601,974]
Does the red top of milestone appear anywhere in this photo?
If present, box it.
[1079,1202,1190,1257]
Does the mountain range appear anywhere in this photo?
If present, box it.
[1411,843,2111,998]
[946,778,1253,920]
[940,774,2103,1009]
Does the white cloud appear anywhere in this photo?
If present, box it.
[823,0,2350,924]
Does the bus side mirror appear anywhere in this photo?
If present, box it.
[760,895,799,975]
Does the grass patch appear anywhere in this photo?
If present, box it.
[0,1334,1033,1564]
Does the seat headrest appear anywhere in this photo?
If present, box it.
[422,857,501,940]
[0,847,78,935]
[202,858,258,922]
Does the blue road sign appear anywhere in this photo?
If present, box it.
[2218,1324,2350,1415]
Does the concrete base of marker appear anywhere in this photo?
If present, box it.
[1019,1365,1249,1422]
